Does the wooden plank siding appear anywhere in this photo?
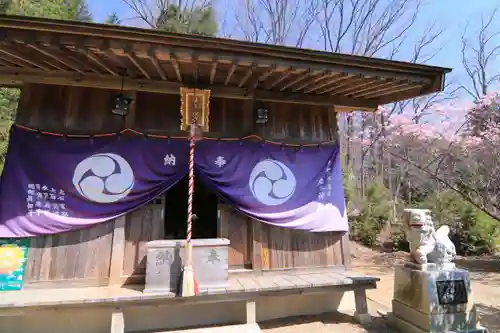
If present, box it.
[24,221,114,288]
[250,223,344,270]
[121,197,165,283]
[14,83,346,287]
[218,204,252,268]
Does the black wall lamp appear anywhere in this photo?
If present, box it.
[255,107,269,124]
[112,94,133,116]
[112,68,133,116]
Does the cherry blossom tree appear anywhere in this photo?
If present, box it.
[360,92,500,221]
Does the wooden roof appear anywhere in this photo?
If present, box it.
[0,15,451,110]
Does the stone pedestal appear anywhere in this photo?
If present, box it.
[144,238,230,294]
[389,264,488,333]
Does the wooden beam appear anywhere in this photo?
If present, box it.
[293,71,333,92]
[317,74,365,94]
[355,80,410,98]
[304,73,349,93]
[147,47,436,83]
[348,80,397,97]
[377,86,424,104]
[0,58,13,67]
[24,42,86,74]
[0,16,449,82]
[252,65,275,89]
[148,50,167,80]
[279,69,312,91]
[191,52,199,84]
[254,89,377,110]
[0,44,49,70]
[42,59,66,71]
[224,61,237,86]
[106,49,134,76]
[77,47,117,76]
[238,64,255,88]
[168,51,182,82]
[4,36,439,98]
[125,51,150,79]
[209,60,218,84]
[331,77,379,95]
[59,45,103,75]
[361,83,420,99]
[0,68,379,110]
[266,67,294,90]
[0,55,28,68]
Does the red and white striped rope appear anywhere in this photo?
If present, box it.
[186,125,196,244]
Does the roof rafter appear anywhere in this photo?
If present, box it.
[0,14,451,109]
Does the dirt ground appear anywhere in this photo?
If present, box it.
[260,241,500,333]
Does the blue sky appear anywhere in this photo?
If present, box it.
[87,0,499,93]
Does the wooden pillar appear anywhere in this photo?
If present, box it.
[335,106,352,270]
[340,232,351,268]
[252,222,262,274]
[109,215,126,286]
[124,91,137,128]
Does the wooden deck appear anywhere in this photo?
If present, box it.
[0,269,378,333]
[0,270,378,310]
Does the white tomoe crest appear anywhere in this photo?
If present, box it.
[72,153,134,203]
[248,159,296,206]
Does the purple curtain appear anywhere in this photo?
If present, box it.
[0,127,188,237]
[195,140,348,232]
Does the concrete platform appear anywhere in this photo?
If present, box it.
[150,323,261,333]
[0,269,379,333]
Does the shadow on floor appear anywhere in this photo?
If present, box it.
[259,312,399,333]
[455,258,500,274]
[455,258,500,286]
[351,264,395,275]
[477,303,500,333]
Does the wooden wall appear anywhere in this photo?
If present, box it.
[218,203,346,271]
[121,197,165,283]
[24,221,114,288]
[16,83,340,142]
[15,83,349,287]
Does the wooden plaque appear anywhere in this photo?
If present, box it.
[180,87,211,132]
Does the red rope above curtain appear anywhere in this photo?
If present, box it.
[13,124,337,147]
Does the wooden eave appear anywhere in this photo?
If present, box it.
[0,15,451,111]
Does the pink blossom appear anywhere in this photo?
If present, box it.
[376,105,391,116]
[360,139,372,146]
[475,90,500,109]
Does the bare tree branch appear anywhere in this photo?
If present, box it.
[460,6,500,100]
[234,0,320,47]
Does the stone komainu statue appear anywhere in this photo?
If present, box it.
[402,208,456,266]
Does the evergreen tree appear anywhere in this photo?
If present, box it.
[0,0,93,172]
[5,0,92,21]
[155,3,217,36]
[104,12,121,25]
[120,0,218,35]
